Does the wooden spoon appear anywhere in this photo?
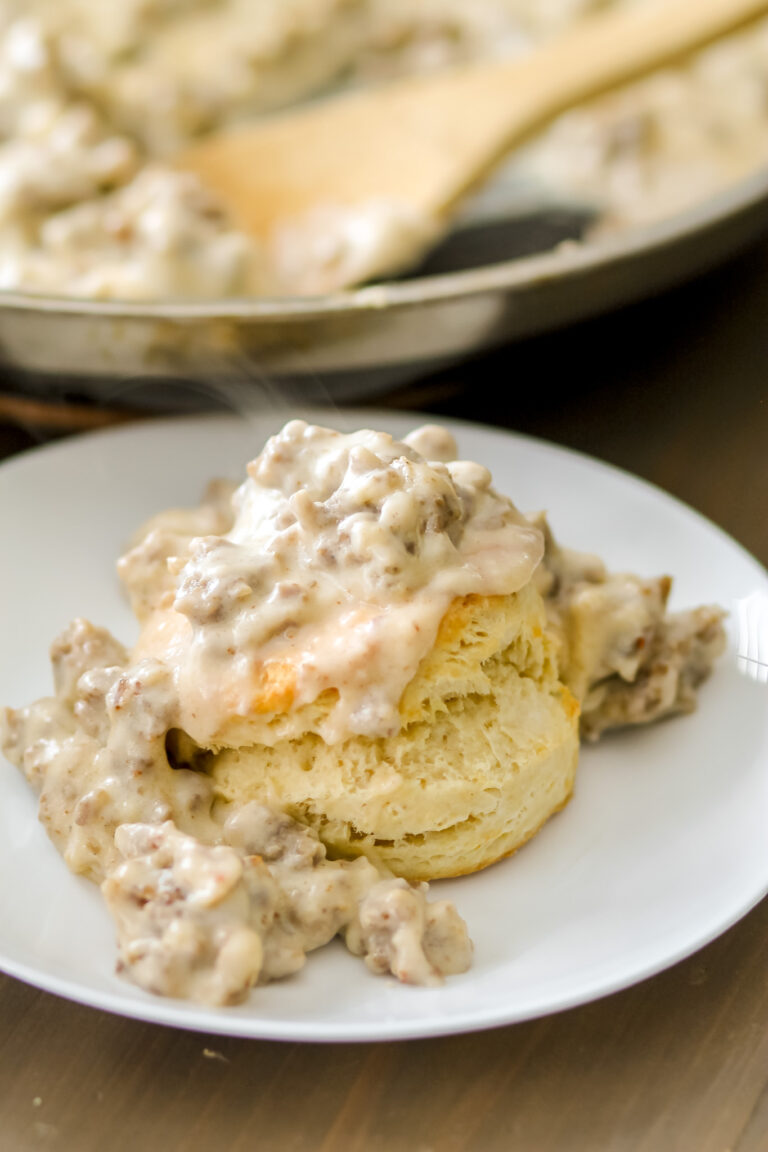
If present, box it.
[179,0,768,292]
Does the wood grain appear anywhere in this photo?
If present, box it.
[2,899,768,1152]
[1,242,767,1152]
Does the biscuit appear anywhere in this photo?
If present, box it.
[210,583,580,881]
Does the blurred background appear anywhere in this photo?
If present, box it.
[0,0,767,423]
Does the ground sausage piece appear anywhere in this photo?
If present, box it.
[533,513,726,740]
[103,822,273,1006]
[103,810,473,1002]
[346,877,473,985]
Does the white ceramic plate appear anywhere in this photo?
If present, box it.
[1,411,767,1042]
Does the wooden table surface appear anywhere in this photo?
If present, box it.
[1,243,767,1152]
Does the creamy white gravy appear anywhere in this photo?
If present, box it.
[532,514,727,741]
[2,611,472,1004]
[104,808,471,1004]
[126,420,543,744]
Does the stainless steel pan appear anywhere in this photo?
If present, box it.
[3,166,767,408]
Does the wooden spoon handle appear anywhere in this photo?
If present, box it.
[181,0,768,241]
